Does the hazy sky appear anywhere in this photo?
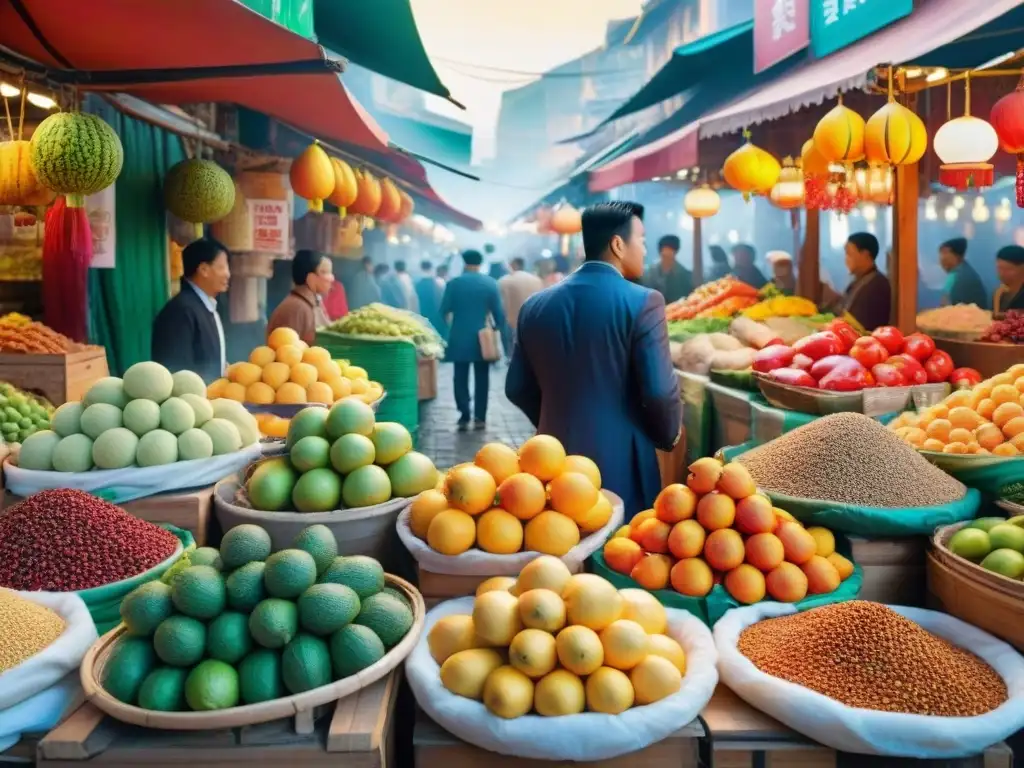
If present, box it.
[410,0,644,161]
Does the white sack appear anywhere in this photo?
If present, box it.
[0,673,82,753]
[406,597,718,761]
[714,602,1024,758]
[397,490,624,576]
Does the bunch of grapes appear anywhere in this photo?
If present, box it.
[981,311,1024,343]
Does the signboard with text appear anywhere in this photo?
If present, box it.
[754,0,810,73]
[248,199,289,255]
[87,184,116,268]
[810,0,913,58]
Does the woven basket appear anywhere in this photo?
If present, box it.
[931,522,1024,600]
[80,574,424,730]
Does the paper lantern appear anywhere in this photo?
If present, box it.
[934,116,998,190]
[684,185,720,218]
[813,101,865,163]
[990,82,1024,207]
[769,159,804,209]
[289,140,335,213]
[348,168,382,216]
[864,101,928,166]
[723,140,781,199]
[854,166,893,205]
[397,190,414,223]
[801,139,830,178]
[327,157,357,210]
[550,202,582,235]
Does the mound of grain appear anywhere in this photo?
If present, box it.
[738,601,1006,716]
[736,412,965,507]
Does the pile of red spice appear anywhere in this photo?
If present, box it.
[0,489,179,591]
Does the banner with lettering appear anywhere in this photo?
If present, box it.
[87,184,116,268]
[754,0,810,73]
[248,199,289,255]
[810,0,912,58]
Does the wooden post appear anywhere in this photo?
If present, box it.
[893,162,919,334]
[798,209,821,303]
[692,218,704,285]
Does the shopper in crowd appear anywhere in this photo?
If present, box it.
[642,234,692,303]
[441,249,506,431]
[498,257,544,333]
[507,202,681,518]
[436,263,449,286]
[835,231,892,331]
[323,276,349,321]
[940,237,988,308]
[373,263,407,309]
[731,243,768,289]
[266,249,334,345]
[994,244,1024,315]
[393,260,419,312]
[151,238,230,383]
[706,245,732,283]
[767,250,797,295]
[544,254,569,287]
[416,259,447,337]
[347,256,381,310]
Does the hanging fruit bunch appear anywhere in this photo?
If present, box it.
[397,189,414,223]
[327,156,358,213]
[769,158,804,210]
[723,131,781,201]
[0,87,56,207]
[990,76,1024,207]
[375,177,402,223]
[163,157,236,240]
[347,168,382,217]
[289,139,335,213]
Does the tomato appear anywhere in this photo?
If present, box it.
[923,350,954,383]
[809,355,856,381]
[790,353,814,372]
[825,319,860,353]
[870,326,905,355]
[769,368,818,388]
[752,344,795,374]
[903,333,936,362]
[888,354,928,385]
[950,367,983,389]
[819,360,871,392]
[792,331,843,362]
[849,337,889,368]
[871,363,906,387]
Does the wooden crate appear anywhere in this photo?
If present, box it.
[848,536,927,606]
[0,347,109,406]
[414,707,702,767]
[37,669,401,768]
[417,357,438,401]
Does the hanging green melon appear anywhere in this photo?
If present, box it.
[164,159,236,230]
[30,113,124,205]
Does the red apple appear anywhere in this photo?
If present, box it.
[870,326,905,355]
[849,337,889,368]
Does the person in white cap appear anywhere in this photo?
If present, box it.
[766,250,796,295]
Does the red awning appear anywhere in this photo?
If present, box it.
[0,0,389,151]
[588,127,698,193]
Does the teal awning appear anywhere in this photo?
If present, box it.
[312,0,461,107]
[375,113,472,168]
[237,0,315,39]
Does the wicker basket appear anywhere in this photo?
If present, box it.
[755,373,948,416]
[80,574,424,730]
[931,522,1024,600]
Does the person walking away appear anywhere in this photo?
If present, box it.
[706,245,732,283]
[506,202,681,518]
[393,260,419,312]
[642,235,692,303]
[347,256,381,310]
[993,245,1024,316]
[441,249,506,431]
[940,237,988,308]
[767,251,797,295]
[436,263,449,287]
[415,259,447,336]
[498,257,544,333]
[267,249,334,345]
[374,264,407,309]
[152,238,230,383]
[731,244,768,289]
[835,232,891,331]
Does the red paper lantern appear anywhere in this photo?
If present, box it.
[990,81,1024,207]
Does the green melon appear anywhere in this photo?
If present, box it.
[171,370,207,398]
[123,361,174,403]
[52,433,94,472]
[330,433,375,474]
[353,592,413,648]
[387,451,438,497]
[286,407,329,449]
[180,394,213,426]
[326,399,375,440]
[370,422,412,465]
[164,158,235,224]
[83,377,129,409]
[342,464,391,508]
[202,418,242,455]
[92,427,139,469]
[292,467,342,512]
[159,397,196,435]
[247,457,298,511]
[80,403,122,439]
[30,112,124,198]
[18,429,60,470]
[50,401,83,437]
[123,399,161,436]
[136,429,179,467]
[178,428,214,461]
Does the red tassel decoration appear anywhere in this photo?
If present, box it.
[42,196,92,342]
[1017,156,1024,208]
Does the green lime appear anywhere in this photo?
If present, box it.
[988,524,1024,553]
[185,659,240,711]
[981,548,1024,579]
[948,527,991,562]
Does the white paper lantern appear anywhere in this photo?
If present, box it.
[684,185,720,218]
[933,116,999,190]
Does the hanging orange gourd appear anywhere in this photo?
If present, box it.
[769,158,804,209]
[813,97,865,163]
[801,139,830,178]
[550,202,582,235]
[864,101,926,166]
[289,140,335,213]
[327,157,357,211]
[396,190,414,223]
[348,168,382,216]
[723,132,781,200]
[0,140,54,206]
[376,177,402,222]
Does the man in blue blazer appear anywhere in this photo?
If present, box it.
[440,249,506,431]
[506,202,681,519]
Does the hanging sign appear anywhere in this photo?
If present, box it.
[87,184,116,269]
[754,0,810,73]
[810,0,912,58]
[248,198,289,255]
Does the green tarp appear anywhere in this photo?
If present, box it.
[238,0,315,40]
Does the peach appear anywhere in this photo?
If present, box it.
[630,554,672,591]
[806,526,835,557]
[696,492,736,531]
[603,538,644,575]
[667,519,705,560]
[765,562,808,602]
[802,555,841,595]
[744,532,785,572]
[633,518,672,554]
[686,457,723,495]
[993,401,1024,428]
[716,462,757,500]
[776,521,817,565]
[703,528,745,572]
[654,484,697,524]
[826,552,855,580]
[611,524,632,539]
[630,509,656,529]
[733,494,776,535]
[724,564,766,605]
[669,558,713,597]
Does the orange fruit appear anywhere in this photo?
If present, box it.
[249,345,276,367]
[497,473,546,521]
[327,376,352,400]
[475,443,521,485]
[447,465,498,516]
[261,361,290,389]
[222,382,246,402]
[518,435,567,481]
[765,562,809,602]
[563,455,601,489]
[669,558,713,597]
[654,484,697,524]
[313,358,340,383]
[776,522,817,565]
[276,344,303,366]
[704,529,745,572]
[603,537,643,575]
[275,381,306,404]
[476,508,524,554]
[724,564,766,604]
[307,381,334,405]
[524,511,580,557]
[629,554,672,590]
[802,555,841,595]
[207,378,229,399]
[409,489,450,539]
[302,346,331,367]
[245,381,275,405]
[290,362,319,388]
[667,519,705,560]
[575,492,613,533]
[427,510,477,555]
[267,326,300,350]
[630,509,656,529]
[229,361,263,387]
[548,471,599,520]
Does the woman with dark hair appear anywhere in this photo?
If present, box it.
[994,245,1024,316]
[266,249,334,344]
[706,245,731,283]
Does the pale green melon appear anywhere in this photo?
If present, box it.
[202,418,242,456]
[51,402,84,437]
[163,159,235,224]
[80,403,123,440]
[180,394,213,426]
[52,434,94,473]
[83,377,129,409]
[123,399,161,436]
[18,430,61,471]
[160,397,196,435]
[30,112,123,197]
[178,428,214,461]
[123,361,174,403]
[137,430,179,467]
[171,370,207,398]
[92,427,140,470]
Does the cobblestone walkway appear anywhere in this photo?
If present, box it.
[417,362,535,468]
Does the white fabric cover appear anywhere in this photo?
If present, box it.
[396,490,624,576]
[4,444,262,504]
[0,674,82,753]
[0,590,97,711]
[714,602,1024,758]
[406,597,719,761]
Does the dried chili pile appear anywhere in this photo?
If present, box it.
[0,489,179,591]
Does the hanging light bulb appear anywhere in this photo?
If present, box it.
[862,204,878,222]
[952,195,966,209]
[996,199,1013,223]
[925,196,939,221]
[972,200,991,223]
[26,92,57,110]
[944,205,959,223]
[0,83,19,98]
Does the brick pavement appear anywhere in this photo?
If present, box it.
[417,361,535,468]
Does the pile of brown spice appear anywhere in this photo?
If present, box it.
[738,601,1007,717]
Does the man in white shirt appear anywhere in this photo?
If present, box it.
[498,257,544,332]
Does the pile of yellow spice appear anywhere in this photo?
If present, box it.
[0,588,67,672]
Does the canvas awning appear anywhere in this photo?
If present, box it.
[588,126,698,193]
[0,0,389,151]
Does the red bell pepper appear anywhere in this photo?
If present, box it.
[849,337,889,368]
[870,326,905,355]
[825,319,860,353]
[819,360,871,391]
[753,344,796,374]
[950,367,983,389]
[923,349,955,383]
[903,333,937,362]
[770,368,818,388]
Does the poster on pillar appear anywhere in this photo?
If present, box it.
[87,184,116,268]
[754,0,809,73]
[810,0,912,58]
[248,199,289,256]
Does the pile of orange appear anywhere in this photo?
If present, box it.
[409,435,613,558]
[602,458,854,605]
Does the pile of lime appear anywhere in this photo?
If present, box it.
[947,515,1024,579]
[104,523,413,712]
[0,382,53,444]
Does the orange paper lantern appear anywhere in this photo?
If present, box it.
[348,169,382,216]
[327,157,357,210]
[801,139,830,178]
[864,101,927,166]
[376,177,402,222]
[289,140,335,213]
[550,203,582,235]
[684,185,720,218]
[397,190,414,223]
[723,140,781,198]
[769,159,804,209]
[813,101,865,163]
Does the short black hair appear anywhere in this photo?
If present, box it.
[581,202,644,261]
[658,235,681,252]
[997,245,1024,265]
[941,237,967,258]
[183,238,228,279]
[709,245,729,264]
[292,249,327,286]
[373,263,390,276]
[361,255,372,267]
[394,260,407,272]
[462,249,483,266]
[420,259,432,271]
[732,243,755,259]
[847,232,880,260]
[510,257,525,270]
